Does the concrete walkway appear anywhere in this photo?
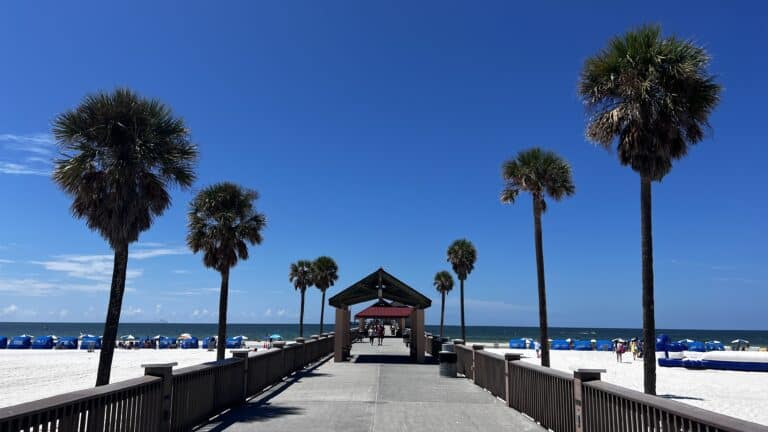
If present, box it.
[201,340,544,432]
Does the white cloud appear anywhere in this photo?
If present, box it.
[1,304,19,316]
[155,304,162,315]
[277,309,286,317]
[0,259,14,264]
[122,306,143,317]
[172,269,190,274]
[59,308,69,318]
[0,303,36,318]
[192,308,212,318]
[0,133,55,176]
[0,161,50,176]
[130,247,188,260]
[264,308,273,317]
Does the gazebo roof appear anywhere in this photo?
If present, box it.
[328,268,431,309]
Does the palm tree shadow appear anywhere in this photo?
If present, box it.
[659,394,705,401]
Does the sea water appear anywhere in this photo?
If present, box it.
[1,322,765,346]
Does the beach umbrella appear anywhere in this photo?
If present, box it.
[269,334,282,340]
[590,339,597,343]
[731,339,750,344]
[711,340,721,344]
[152,335,165,340]
[612,338,626,343]
[565,338,573,343]
[178,333,192,339]
[120,335,135,341]
[678,339,695,344]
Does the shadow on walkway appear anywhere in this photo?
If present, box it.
[197,357,331,431]
[352,354,438,365]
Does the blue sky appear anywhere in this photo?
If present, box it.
[0,1,765,329]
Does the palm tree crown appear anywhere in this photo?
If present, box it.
[53,88,198,248]
[446,239,477,281]
[501,148,575,209]
[187,183,266,273]
[290,260,314,292]
[312,257,339,292]
[433,271,454,294]
[578,24,721,181]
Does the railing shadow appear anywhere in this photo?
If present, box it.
[352,354,438,365]
[198,356,333,431]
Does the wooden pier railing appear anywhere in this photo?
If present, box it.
[0,333,335,432]
[449,343,768,432]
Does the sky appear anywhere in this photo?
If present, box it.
[0,1,766,329]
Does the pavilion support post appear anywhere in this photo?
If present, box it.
[334,307,346,362]
[344,308,351,358]
[413,308,425,363]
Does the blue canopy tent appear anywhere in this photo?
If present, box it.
[551,339,571,350]
[705,341,725,351]
[655,334,671,351]
[226,336,246,348]
[573,340,593,351]
[0,336,7,348]
[596,340,613,351]
[202,336,216,349]
[179,337,199,349]
[157,336,173,349]
[32,336,55,349]
[56,336,78,349]
[687,341,706,352]
[80,336,102,350]
[509,338,533,349]
[8,335,32,349]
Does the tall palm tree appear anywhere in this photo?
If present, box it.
[289,260,314,337]
[53,88,197,386]
[446,239,477,341]
[579,25,720,395]
[187,183,266,360]
[312,256,339,334]
[501,148,575,368]
[433,271,454,338]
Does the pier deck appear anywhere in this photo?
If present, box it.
[201,339,544,432]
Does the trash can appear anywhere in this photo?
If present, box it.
[438,351,457,377]
[431,337,446,357]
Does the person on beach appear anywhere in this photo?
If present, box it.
[368,326,375,346]
[631,340,638,360]
[534,340,541,358]
[616,342,625,363]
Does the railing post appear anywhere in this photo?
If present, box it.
[142,362,177,432]
[504,353,521,407]
[295,337,306,370]
[573,368,604,432]
[471,344,484,383]
[453,339,465,346]
[232,350,250,402]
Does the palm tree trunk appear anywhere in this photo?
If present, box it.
[641,176,656,395]
[533,196,550,368]
[320,289,326,334]
[216,267,230,361]
[299,289,305,337]
[440,290,446,338]
[460,279,466,341]
[95,241,129,386]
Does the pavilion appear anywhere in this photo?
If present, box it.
[328,267,431,363]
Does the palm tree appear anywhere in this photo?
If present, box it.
[289,260,314,337]
[501,148,575,367]
[579,25,720,395]
[312,256,339,334]
[187,183,266,361]
[446,239,477,341]
[433,271,454,338]
[53,88,197,386]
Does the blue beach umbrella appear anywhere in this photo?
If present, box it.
[269,334,283,340]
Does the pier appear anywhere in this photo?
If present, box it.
[202,339,543,432]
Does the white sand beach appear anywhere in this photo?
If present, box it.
[486,347,768,426]
[2,345,767,427]
[0,347,259,409]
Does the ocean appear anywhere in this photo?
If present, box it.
[1,322,766,346]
